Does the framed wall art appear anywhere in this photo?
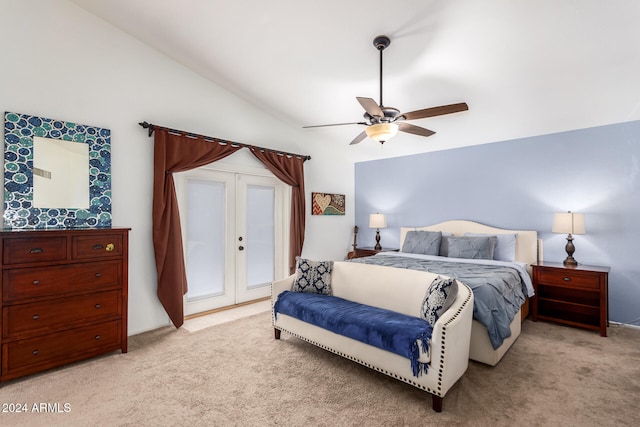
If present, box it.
[312,192,345,215]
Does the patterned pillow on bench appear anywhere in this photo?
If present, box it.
[291,257,334,295]
[421,276,458,326]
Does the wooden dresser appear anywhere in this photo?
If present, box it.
[0,228,129,381]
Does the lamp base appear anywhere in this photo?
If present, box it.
[563,234,578,266]
[374,229,382,251]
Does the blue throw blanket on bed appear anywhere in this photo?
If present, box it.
[274,291,433,377]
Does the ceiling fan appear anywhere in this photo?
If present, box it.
[303,35,469,145]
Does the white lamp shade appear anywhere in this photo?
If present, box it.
[369,213,387,229]
[552,211,586,235]
[365,123,398,143]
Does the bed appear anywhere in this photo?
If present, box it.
[351,220,538,366]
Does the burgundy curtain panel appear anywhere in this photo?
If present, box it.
[249,148,306,275]
[152,128,307,328]
[153,130,242,327]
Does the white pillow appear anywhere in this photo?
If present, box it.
[465,233,517,262]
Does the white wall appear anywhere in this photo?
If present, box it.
[299,147,356,260]
[0,0,354,334]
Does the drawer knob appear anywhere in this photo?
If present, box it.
[106,243,115,252]
[95,272,102,278]
[33,314,40,320]
[33,350,39,356]
[563,277,572,281]
[95,335,101,340]
[33,280,40,285]
[95,304,101,309]
[29,248,43,254]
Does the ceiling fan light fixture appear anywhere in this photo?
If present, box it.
[365,123,398,144]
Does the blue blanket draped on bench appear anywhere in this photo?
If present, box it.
[274,291,433,376]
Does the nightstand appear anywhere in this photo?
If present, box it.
[532,261,609,336]
[347,247,398,259]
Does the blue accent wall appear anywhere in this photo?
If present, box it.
[355,120,640,326]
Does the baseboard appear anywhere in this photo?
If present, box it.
[609,321,640,331]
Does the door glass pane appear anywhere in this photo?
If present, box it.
[186,179,225,300]
[246,184,274,289]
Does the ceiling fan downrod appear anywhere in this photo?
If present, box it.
[373,35,390,108]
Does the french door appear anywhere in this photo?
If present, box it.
[175,167,289,316]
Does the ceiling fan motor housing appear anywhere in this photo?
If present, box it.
[364,107,401,124]
[373,35,391,51]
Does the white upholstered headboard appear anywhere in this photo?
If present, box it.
[399,220,539,266]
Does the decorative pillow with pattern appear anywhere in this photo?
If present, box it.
[420,276,458,327]
[291,257,334,295]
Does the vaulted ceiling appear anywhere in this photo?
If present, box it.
[71,0,640,160]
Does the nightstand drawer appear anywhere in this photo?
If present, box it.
[536,269,600,290]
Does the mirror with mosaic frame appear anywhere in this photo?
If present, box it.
[3,111,111,229]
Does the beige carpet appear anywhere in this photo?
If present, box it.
[1,310,639,427]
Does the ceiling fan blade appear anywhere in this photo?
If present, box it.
[397,122,436,137]
[401,102,469,121]
[349,130,368,145]
[356,97,383,117]
[303,122,367,129]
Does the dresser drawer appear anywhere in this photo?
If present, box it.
[3,260,121,301]
[2,320,121,378]
[535,268,600,290]
[3,290,121,338]
[2,236,67,265]
[73,234,123,259]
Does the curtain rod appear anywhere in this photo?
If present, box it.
[138,121,311,161]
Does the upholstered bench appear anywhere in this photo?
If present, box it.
[271,260,474,412]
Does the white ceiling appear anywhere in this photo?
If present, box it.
[71,0,640,160]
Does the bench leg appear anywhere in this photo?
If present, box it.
[432,395,443,412]
[274,328,281,339]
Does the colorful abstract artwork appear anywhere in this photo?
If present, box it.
[312,192,345,215]
[3,112,112,229]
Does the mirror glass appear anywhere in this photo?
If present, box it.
[33,136,90,208]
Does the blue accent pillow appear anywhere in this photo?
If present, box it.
[402,231,442,255]
[291,257,334,295]
[446,236,497,260]
[421,276,458,327]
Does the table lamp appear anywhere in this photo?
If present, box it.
[552,211,586,266]
[369,213,387,250]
